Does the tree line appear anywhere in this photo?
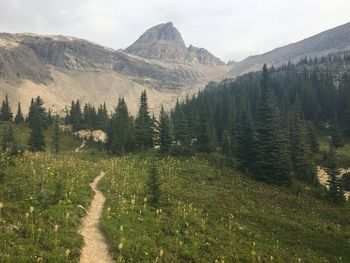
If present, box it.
[169,62,349,204]
[0,96,59,153]
[0,54,349,204]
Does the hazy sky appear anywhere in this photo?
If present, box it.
[0,0,349,62]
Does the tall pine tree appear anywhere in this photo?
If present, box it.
[254,65,292,186]
[289,99,316,184]
[69,100,83,131]
[306,121,320,153]
[28,107,45,151]
[97,103,108,130]
[330,124,344,149]
[172,104,191,148]
[0,94,13,121]
[158,106,172,155]
[146,164,161,208]
[108,98,134,154]
[135,91,154,150]
[196,107,211,152]
[27,97,47,130]
[324,143,345,205]
[14,102,24,124]
[221,129,231,156]
[235,107,256,172]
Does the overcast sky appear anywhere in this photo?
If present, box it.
[0,0,349,62]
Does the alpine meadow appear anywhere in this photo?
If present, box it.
[0,1,350,262]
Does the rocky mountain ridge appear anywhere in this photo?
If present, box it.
[229,21,350,76]
[0,25,230,114]
[1,21,350,114]
[125,22,224,65]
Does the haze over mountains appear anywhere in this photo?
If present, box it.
[0,21,350,114]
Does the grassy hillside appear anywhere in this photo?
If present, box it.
[0,152,107,262]
[0,122,349,262]
[99,155,350,262]
[0,122,102,262]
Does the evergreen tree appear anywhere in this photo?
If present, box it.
[158,106,172,155]
[35,96,47,129]
[289,100,316,183]
[171,52,350,150]
[235,108,256,171]
[64,110,70,126]
[47,109,54,127]
[208,125,217,152]
[146,164,161,208]
[196,108,211,152]
[324,143,345,204]
[340,73,350,136]
[342,173,350,191]
[27,98,35,126]
[135,91,154,150]
[52,116,61,153]
[1,124,19,155]
[28,107,45,151]
[0,94,13,121]
[110,98,134,154]
[221,129,231,156]
[1,124,14,150]
[14,102,24,124]
[97,103,108,130]
[0,124,21,159]
[69,100,83,131]
[82,103,97,130]
[306,122,320,153]
[27,97,47,130]
[344,93,350,136]
[254,65,292,186]
[331,124,344,148]
[172,105,191,148]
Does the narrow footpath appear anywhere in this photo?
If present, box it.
[75,139,86,153]
[79,172,114,263]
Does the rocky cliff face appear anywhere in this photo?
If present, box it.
[125,22,224,66]
[187,45,224,65]
[0,33,52,84]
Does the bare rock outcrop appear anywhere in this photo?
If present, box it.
[125,22,224,66]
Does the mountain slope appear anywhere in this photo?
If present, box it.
[229,21,350,76]
[3,21,350,114]
[0,28,230,114]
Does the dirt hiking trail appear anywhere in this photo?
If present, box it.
[79,172,114,263]
[75,139,86,153]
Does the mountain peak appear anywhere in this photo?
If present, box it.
[140,22,184,44]
[163,21,174,28]
[125,22,224,65]
[124,22,187,61]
